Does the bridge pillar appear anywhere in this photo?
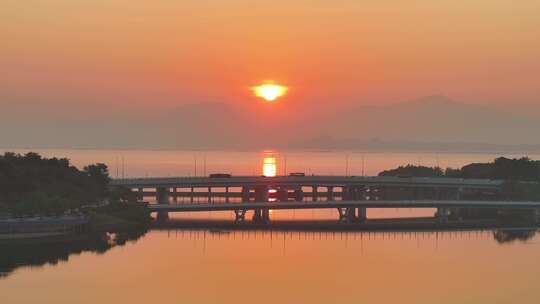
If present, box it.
[173,188,177,204]
[278,187,288,202]
[436,207,449,223]
[456,187,463,200]
[156,187,170,220]
[350,186,358,200]
[255,186,268,202]
[157,210,169,221]
[342,186,349,201]
[261,209,270,223]
[208,187,212,204]
[327,186,334,201]
[253,186,269,223]
[346,208,356,221]
[378,186,386,200]
[312,186,318,201]
[138,187,143,202]
[357,207,367,222]
[234,209,246,223]
[337,208,355,223]
[242,187,250,203]
[337,208,348,222]
[190,187,194,203]
[225,187,229,203]
[252,209,262,222]
[156,187,170,204]
[294,188,304,202]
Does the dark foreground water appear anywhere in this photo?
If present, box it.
[1,225,539,304]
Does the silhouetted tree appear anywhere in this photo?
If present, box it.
[0,152,112,216]
[379,165,444,177]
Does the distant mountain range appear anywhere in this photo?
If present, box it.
[293,95,540,151]
[2,95,539,152]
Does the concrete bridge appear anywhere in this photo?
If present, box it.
[148,200,540,223]
[110,175,525,223]
[112,175,503,190]
[112,175,503,201]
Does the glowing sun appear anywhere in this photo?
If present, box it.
[253,83,288,101]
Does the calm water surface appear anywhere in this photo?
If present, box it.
[1,229,540,303]
[1,149,539,303]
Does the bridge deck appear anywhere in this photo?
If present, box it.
[148,200,540,212]
[112,175,504,189]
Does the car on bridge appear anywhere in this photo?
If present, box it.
[289,172,305,177]
[209,173,232,178]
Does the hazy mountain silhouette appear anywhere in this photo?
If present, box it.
[311,95,540,148]
[1,95,539,151]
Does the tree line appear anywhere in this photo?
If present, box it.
[378,157,540,181]
[0,152,113,216]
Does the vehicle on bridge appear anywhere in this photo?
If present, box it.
[209,173,232,178]
[289,172,306,177]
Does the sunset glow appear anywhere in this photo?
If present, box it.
[253,84,287,102]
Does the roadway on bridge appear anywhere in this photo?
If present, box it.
[112,175,504,189]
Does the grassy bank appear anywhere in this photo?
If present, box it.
[87,203,152,232]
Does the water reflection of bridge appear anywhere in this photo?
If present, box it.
[154,227,540,246]
[111,176,540,223]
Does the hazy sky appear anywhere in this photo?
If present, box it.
[2,0,540,115]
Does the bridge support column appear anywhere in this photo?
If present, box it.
[350,186,358,200]
[357,207,367,222]
[156,187,170,204]
[157,210,169,221]
[436,207,449,223]
[254,186,268,202]
[294,188,304,202]
[242,187,250,203]
[156,187,170,221]
[338,208,355,223]
[138,187,143,202]
[253,186,269,223]
[338,208,348,222]
[278,187,288,202]
[234,209,246,223]
[312,186,318,201]
[190,187,194,203]
[252,209,262,222]
[456,187,463,200]
[225,187,229,203]
[208,187,212,204]
[327,186,334,201]
[262,209,270,223]
[173,188,177,204]
[346,208,356,221]
[344,186,352,201]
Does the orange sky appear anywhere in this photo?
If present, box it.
[1,0,540,112]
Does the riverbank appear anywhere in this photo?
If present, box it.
[0,215,88,240]
[0,204,151,240]
[87,202,152,232]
